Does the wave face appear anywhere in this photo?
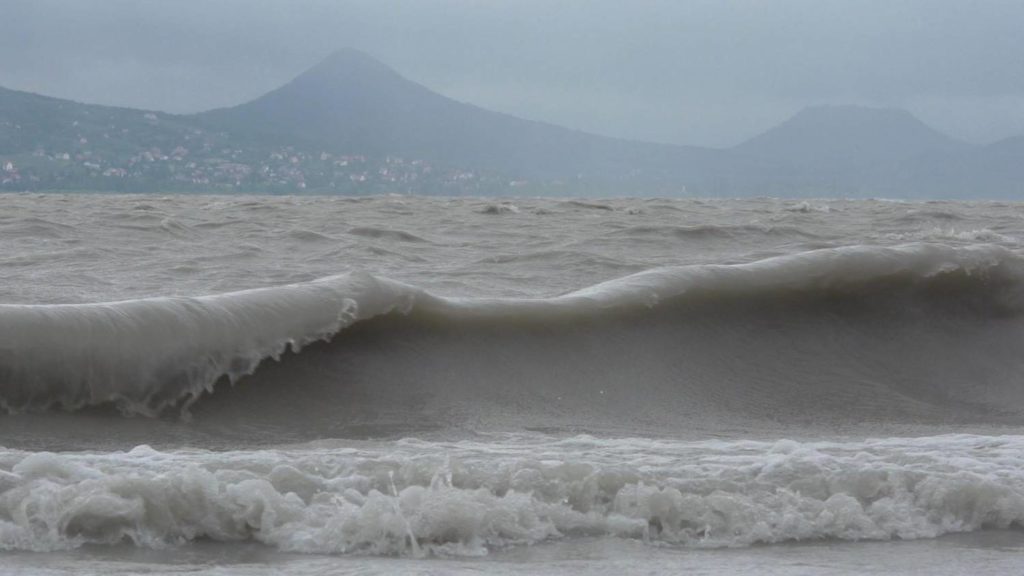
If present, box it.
[0,272,413,415]
[3,243,1024,447]
[1,434,1022,554]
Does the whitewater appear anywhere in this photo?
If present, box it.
[2,194,1024,575]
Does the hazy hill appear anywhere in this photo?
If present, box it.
[735,105,967,165]
[986,135,1024,162]
[0,86,256,191]
[0,50,1021,197]
[983,137,1024,196]
[733,105,973,194]
[195,48,754,190]
[729,104,1024,198]
[0,86,205,157]
[900,134,1024,198]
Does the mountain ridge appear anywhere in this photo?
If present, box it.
[1,49,1021,197]
[195,48,744,185]
[735,105,969,161]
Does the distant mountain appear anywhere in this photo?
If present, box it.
[982,137,1024,195]
[733,105,971,192]
[728,104,1024,198]
[0,50,1021,197]
[0,85,255,192]
[196,48,752,189]
[902,134,1024,198]
[736,105,967,163]
[0,50,772,194]
[0,86,200,157]
[988,134,1024,156]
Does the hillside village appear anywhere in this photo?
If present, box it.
[1,143,496,194]
[0,111,509,194]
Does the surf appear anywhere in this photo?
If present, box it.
[0,434,1022,554]
[1,243,1024,445]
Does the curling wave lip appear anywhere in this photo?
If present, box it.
[0,243,1021,420]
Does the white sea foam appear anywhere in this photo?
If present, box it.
[0,434,1022,555]
[883,227,1017,244]
[784,201,832,213]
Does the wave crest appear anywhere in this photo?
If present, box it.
[1,243,1023,420]
[0,273,418,415]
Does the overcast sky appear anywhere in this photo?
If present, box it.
[2,0,1022,147]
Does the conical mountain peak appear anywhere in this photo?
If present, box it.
[288,48,403,87]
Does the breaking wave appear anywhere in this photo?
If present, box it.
[0,434,1022,554]
[4,243,1024,556]
[2,243,1024,434]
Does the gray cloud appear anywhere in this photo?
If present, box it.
[2,0,1022,146]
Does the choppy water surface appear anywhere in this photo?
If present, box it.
[2,194,1024,574]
